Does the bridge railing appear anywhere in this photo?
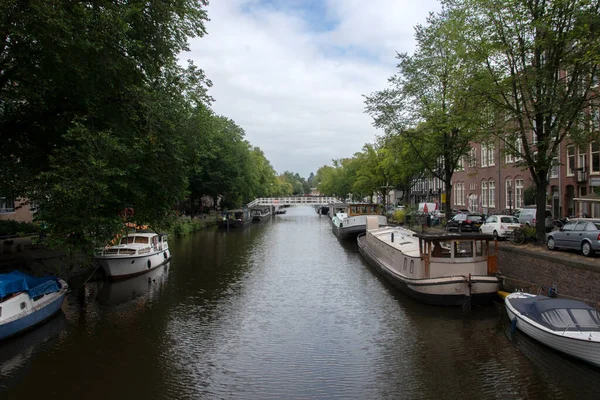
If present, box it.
[247,196,343,207]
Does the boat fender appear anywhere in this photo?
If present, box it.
[391,232,394,242]
[510,318,517,333]
[147,260,151,269]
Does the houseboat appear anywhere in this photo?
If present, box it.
[217,208,252,228]
[331,203,387,239]
[251,207,271,222]
[357,217,500,306]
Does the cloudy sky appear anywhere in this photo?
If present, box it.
[188,0,441,178]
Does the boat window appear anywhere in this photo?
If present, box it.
[570,309,600,330]
[20,302,26,310]
[134,237,149,244]
[403,258,407,271]
[0,307,2,317]
[541,309,576,330]
[410,260,414,273]
[454,241,473,258]
[138,248,151,254]
[431,241,451,258]
[475,240,486,256]
[121,237,135,244]
[119,249,137,255]
[105,249,120,255]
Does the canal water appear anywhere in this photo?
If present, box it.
[1,206,600,399]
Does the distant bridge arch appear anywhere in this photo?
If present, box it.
[247,196,343,207]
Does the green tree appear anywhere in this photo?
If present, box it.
[365,9,485,216]
[1,0,211,250]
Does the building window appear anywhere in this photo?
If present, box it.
[0,197,15,213]
[469,148,477,168]
[505,180,513,209]
[470,182,475,191]
[515,179,524,208]
[591,141,600,174]
[550,157,559,178]
[481,145,488,167]
[489,180,496,207]
[567,145,575,176]
[481,181,488,207]
[487,144,495,166]
[514,138,523,161]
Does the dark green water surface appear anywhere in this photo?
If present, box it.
[1,206,599,399]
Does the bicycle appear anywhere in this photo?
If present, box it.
[510,227,525,244]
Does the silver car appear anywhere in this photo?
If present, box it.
[546,219,600,257]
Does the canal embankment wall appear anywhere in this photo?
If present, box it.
[498,244,600,307]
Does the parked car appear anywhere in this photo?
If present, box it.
[547,219,600,257]
[517,207,553,232]
[479,215,522,239]
[445,213,484,232]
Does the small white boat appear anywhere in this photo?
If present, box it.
[505,292,600,366]
[0,271,68,341]
[331,203,387,239]
[357,217,499,306]
[95,231,171,280]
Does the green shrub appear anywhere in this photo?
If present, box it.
[0,220,41,236]
[393,209,406,223]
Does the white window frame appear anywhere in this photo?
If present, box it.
[515,179,524,208]
[591,141,600,174]
[514,138,523,161]
[488,144,495,166]
[469,148,477,168]
[489,180,496,207]
[481,181,488,207]
[550,157,559,178]
[505,180,513,209]
[566,145,575,176]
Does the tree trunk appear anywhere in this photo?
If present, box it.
[444,180,452,219]
[535,179,548,243]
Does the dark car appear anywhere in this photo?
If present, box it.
[445,213,484,232]
[547,219,600,257]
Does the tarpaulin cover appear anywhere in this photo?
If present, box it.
[510,295,600,331]
[0,271,60,299]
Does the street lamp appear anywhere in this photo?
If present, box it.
[508,181,513,214]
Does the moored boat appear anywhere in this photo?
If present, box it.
[331,203,387,239]
[95,231,171,280]
[0,271,68,341]
[251,207,271,222]
[505,292,600,367]
[357,217,499,306]
[217,209,252,228]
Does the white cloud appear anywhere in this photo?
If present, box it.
[187,0,440,178]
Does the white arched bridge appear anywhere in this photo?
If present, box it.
[247,196,343,207]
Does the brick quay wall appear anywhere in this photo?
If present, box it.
[498,244,600,307]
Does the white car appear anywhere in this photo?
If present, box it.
[480,215,522,239]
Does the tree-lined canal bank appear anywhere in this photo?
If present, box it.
[1,206,599,399]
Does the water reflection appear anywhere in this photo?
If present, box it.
[0,312,68,391]
[96,262,170,305]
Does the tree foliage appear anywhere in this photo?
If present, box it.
[365,9,485,215]
[0,0,292,252]
[448,0,600,239]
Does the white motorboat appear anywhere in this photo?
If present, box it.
[505,292,600,366]
[95,231,171,280]
[357,217,499,306]
[331,203,387,239]
[0,271,68,341]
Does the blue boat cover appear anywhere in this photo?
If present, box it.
[0,271,61,299]
[510,295,600,331]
